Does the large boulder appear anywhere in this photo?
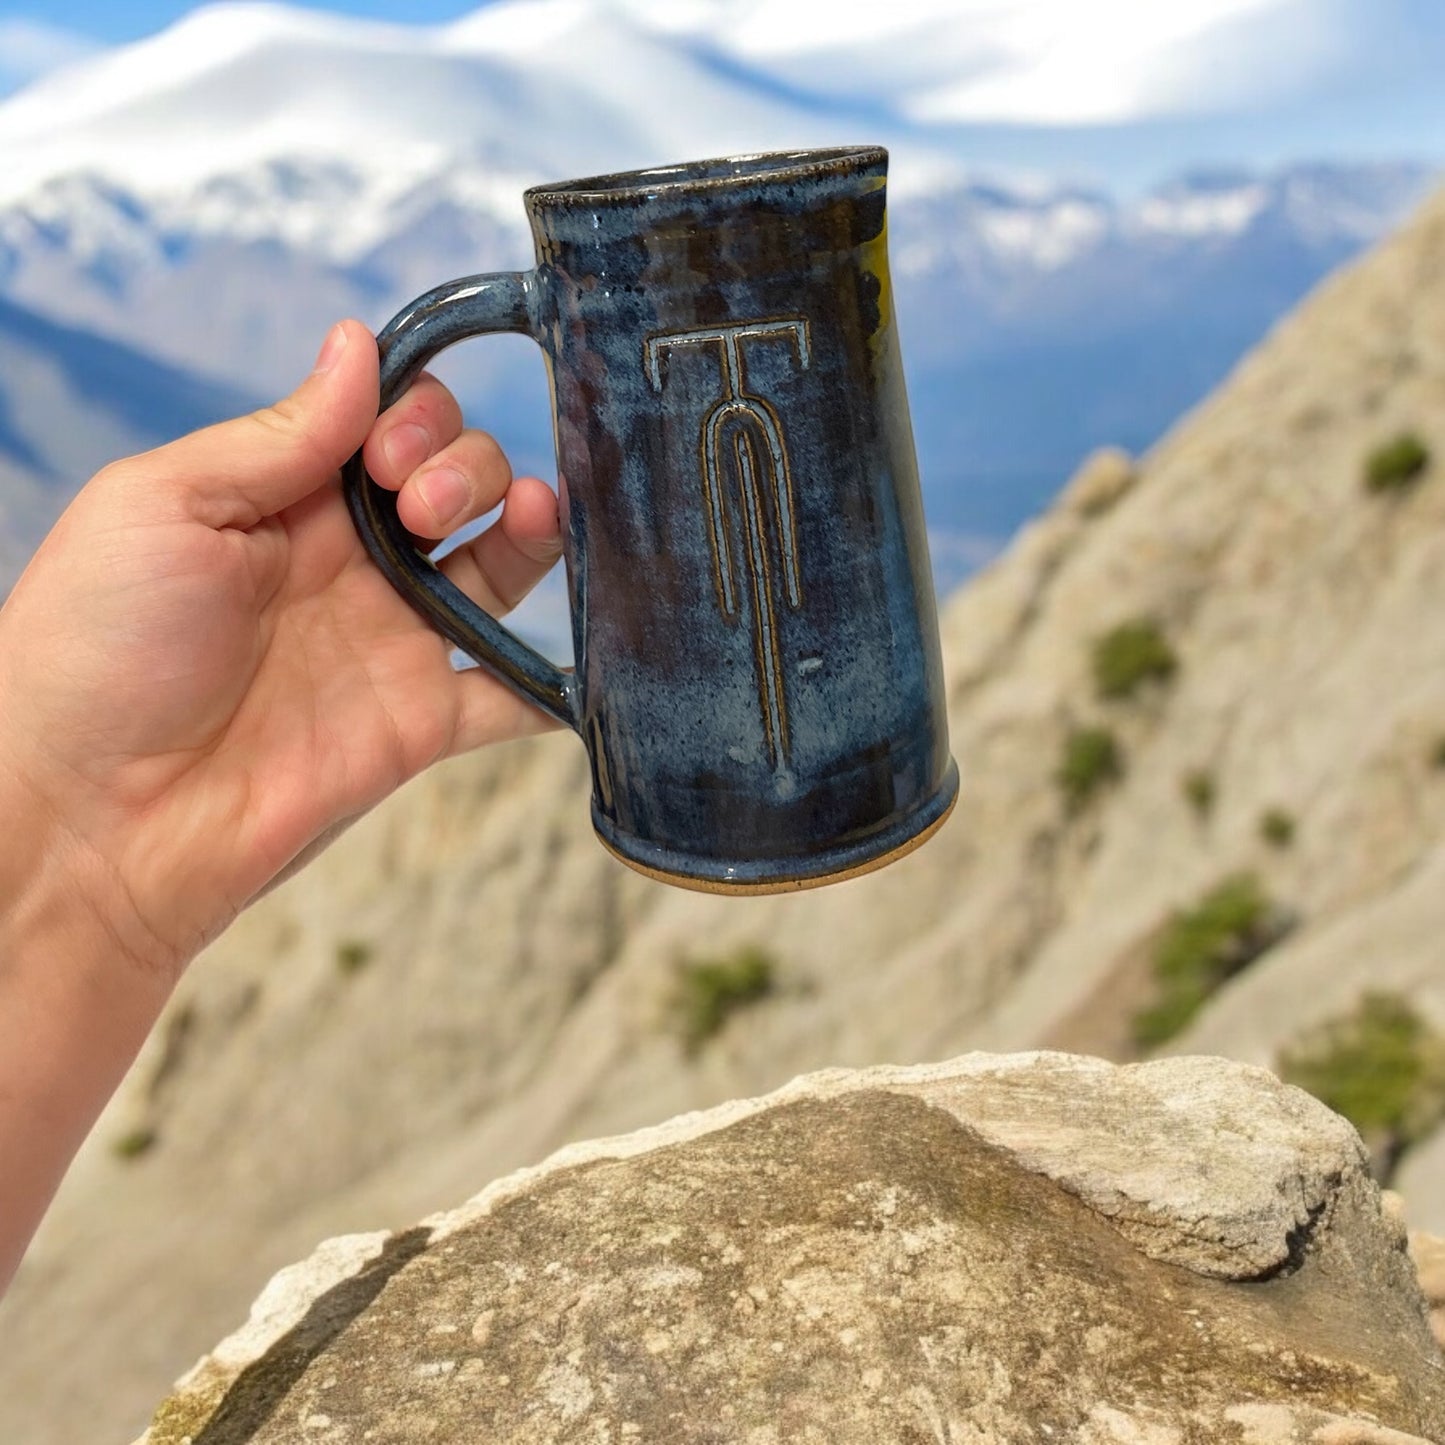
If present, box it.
[139,1054,1444,1444]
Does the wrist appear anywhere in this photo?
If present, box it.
[0,770,178,1294]
[0,760,184,995]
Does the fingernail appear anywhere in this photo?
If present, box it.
[382,423,430,477]
[313,324,348,375]
[417,467,469,527]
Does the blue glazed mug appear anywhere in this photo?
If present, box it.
[344,145,957,892]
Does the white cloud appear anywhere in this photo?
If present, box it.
[0,17,102,94]
[909,0,1335,124]
[614,0,1342,127]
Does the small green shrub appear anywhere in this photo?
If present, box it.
[1364,432,1430,494]
[1182,769,1216,819]
[673,946,776,1054]
[1057,727,1123,813]
[1132,874,1288,1049]
[336,939,373,976]
[1092,619,1178,701]
[1259,808,1296,849]
[1279,992,1445,1183]
[113,1126,158,1161]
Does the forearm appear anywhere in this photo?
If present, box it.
[0,320,546,1295]
[0,789,175,1295]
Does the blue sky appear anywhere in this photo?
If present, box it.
[0,0,1440,191]
[0,1,477,42]
[0,2,484,92]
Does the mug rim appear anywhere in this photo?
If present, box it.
[524,145,888,207]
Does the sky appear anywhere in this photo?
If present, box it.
[0,1,478,90]
[0,0,475,43]
[0,0,1441,189]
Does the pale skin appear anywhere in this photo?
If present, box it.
[0,320,563,1294]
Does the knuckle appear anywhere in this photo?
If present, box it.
[471,429,511,478]
[91,458,136,492]
[405,371,459,417]
[250,400,334,474]
[91,454,169,512]
[258,393,302,433]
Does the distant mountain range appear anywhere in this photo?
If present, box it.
[0,1,1436,596]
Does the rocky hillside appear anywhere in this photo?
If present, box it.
[2,186,1444,1445]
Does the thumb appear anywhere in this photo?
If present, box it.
[147,320,380,526]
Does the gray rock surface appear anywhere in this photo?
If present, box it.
[137,1054,1444,1445]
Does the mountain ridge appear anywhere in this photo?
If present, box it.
[0,0,1433,563]
[1,157,1431,565]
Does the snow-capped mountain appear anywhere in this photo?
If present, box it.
[0,1,1436,590]
[0,0,934,231]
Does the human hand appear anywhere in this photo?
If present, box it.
[0,320,563,982]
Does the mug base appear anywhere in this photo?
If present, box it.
[591,759,959,895]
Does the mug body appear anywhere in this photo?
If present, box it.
[525,148,956,890]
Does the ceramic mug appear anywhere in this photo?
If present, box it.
[344,145,957,892]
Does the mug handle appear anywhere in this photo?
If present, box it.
[342,271,580,731]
